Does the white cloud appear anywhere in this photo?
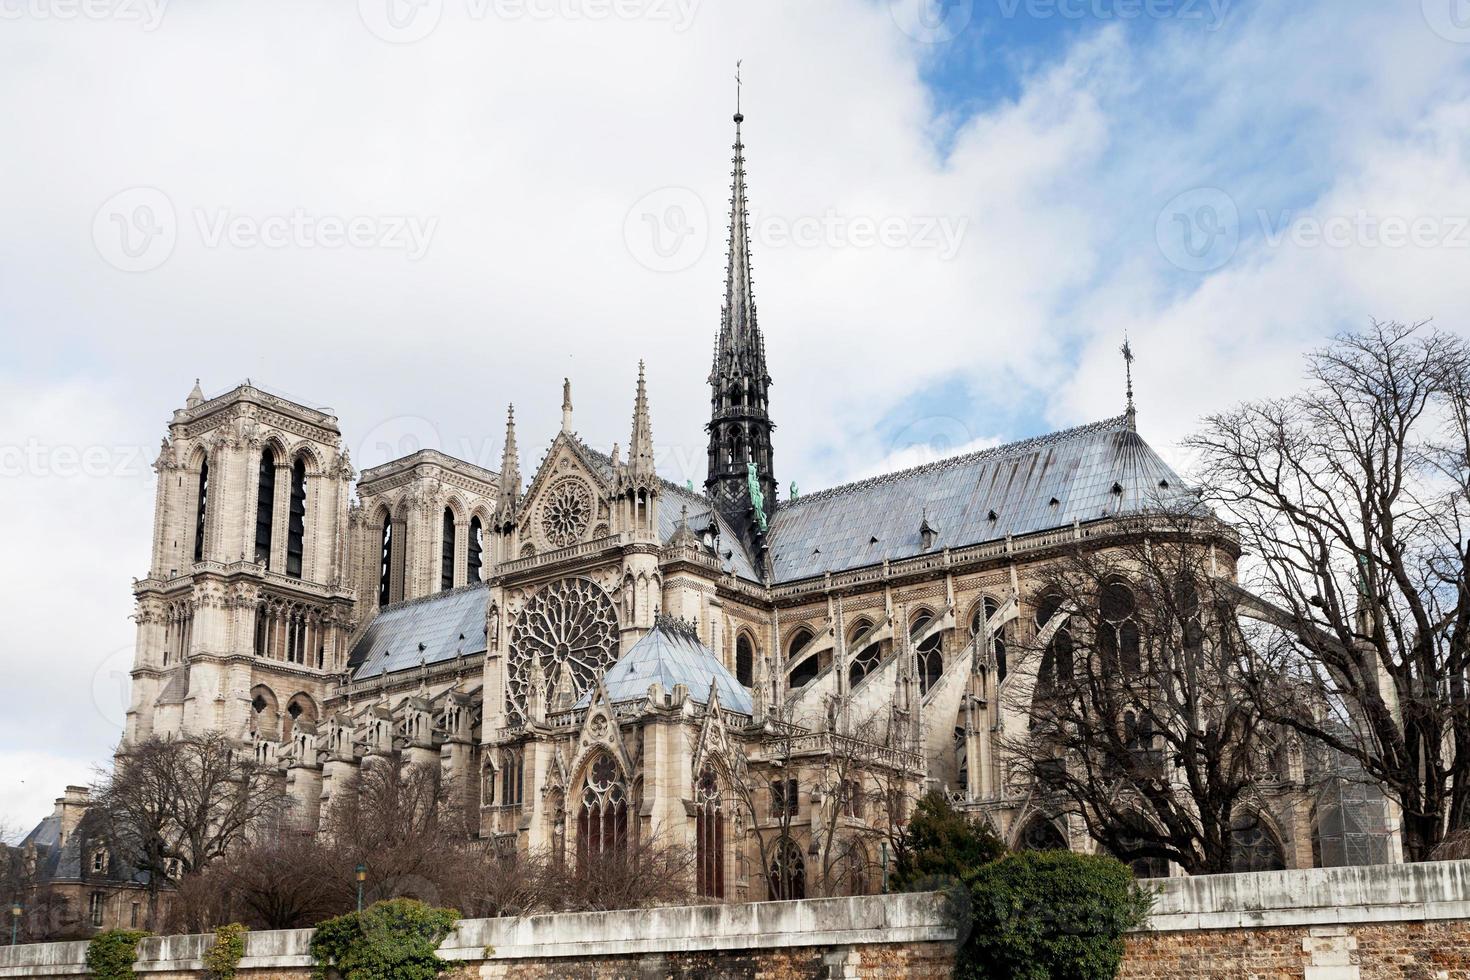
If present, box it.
[1,0,1467,825]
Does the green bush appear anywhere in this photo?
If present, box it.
[309,899,460,980]
[204,923,248,980]
[84,929,150,980]
[960,850,1153,980]
[890,791,1005,890]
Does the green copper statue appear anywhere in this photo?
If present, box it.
[747,461,767,532]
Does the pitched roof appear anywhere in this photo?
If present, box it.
[765,416,1197,582]
[348,582,488,681]
[575,618,753,715]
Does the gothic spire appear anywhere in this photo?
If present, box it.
[499,404,521,500]
[561,378,574,434]
[712,105,765,386]
[186,378,204,409]
[629,360,656,480]
[705,96,777,560]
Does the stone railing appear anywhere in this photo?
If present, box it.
[496,534,627,576]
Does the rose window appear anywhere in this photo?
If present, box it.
[507,577,619,722]
[540,478,593,548]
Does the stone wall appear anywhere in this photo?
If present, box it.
[5,863,1470,979]
[0,892,958,980]
[1124,860,1470,979]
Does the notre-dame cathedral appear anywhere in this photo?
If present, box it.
[107,107,1367,906]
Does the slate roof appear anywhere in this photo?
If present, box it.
[348,581,488,681]
[575,619,753,715]
[765,416,1197,583]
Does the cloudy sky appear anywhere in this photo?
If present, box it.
[2,0,1468,830]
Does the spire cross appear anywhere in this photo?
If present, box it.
[735,59,742,117]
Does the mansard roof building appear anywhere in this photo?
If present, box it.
[105,106,1385,904]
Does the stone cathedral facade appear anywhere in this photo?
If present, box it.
[111,109,1351,903]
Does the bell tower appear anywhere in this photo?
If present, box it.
[705,107,777,557]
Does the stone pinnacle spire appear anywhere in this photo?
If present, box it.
[186,378,204,409]
[561,378,574,434]
[629,360,655,479]
[706,97,777,557]
[499,404,521,500]
[712,107,763,385]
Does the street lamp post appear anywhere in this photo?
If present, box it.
[355,865,366,913]
[10,903,21,946]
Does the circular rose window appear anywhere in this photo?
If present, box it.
[540,478,593,548]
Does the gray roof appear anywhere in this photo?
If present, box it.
[348,582,488,681]
[575,619,753,714]
[766,416,1196,582]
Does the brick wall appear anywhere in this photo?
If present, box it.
[1124,921,1470,979]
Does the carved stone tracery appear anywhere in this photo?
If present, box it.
[507,577,619,722]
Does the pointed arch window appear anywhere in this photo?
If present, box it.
[1017,815,1067,852]
[577,752,629,867]
[285,458,306,579]
[848,620,882,688]
[973,597,1008,683]
[377,515,394,608]
[695,766,724,899]
[1034,595,1074,697]
[787,628,820,689]
[1099,580,1140,674]
[193,457,209,562]
[500,747,525,807]
[735,634,754,688]
[767,836,805,901]
[467,516,484,583]
[254,451,277,567]
[1229,812,1286,873]
[911,611,943,696]
[441,508,456,591]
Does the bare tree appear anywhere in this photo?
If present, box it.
[93,732,286,928]
[531,828,694,912]
[1189,321,1470,861]
[1005,527,1272,875]
[706,703,804,901]
[812,712,890,896]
